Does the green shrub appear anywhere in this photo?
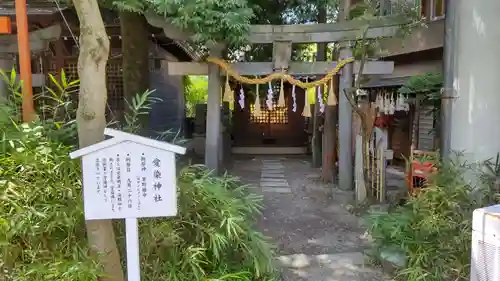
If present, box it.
[0,70,276,280]
[366,159,497,281]
[134,165,276,281]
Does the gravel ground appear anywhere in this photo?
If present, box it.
[230,156,392,281]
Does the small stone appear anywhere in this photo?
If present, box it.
[344,204,355,213]
[368,204,390,214]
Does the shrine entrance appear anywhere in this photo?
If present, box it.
[232,84,307,148]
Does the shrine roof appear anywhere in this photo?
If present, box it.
[69,128,186,159]
[0,0,65,16]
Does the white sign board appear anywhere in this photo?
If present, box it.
[81,141,177,220]
[70,128,186,281]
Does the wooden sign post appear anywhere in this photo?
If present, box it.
[70,128,186,281]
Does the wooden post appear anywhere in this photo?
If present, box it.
[338,48,354,190]
[15,0,35,122]
[338,0,356,190]
[312,4,327,169]
[205,45,223,173]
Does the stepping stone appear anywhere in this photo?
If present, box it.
[260,178,288,183]
[260,181,290,187]
[262,159,282,163]
[260,174,285,179]
[263,165,285,169]
[262,166,285,170]
[262,187,292,193]
[263,169,285,172]
[261,173,285,177]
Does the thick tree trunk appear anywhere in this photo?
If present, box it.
[120,10,150,122]
[72,0,125,280]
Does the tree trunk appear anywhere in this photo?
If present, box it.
[120,10,150,122]
[72,0,125,280]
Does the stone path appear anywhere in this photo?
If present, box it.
[260,159,292,193]
[231,156,391,281]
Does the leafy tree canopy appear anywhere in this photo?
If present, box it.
[112,0,254,46]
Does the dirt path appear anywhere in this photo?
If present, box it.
[231,156,390,281]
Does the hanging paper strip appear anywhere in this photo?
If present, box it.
[291,84,297,112]
[278,74,285,107]
[326,79,337,106]
[317,85,325,113]
[238,87,245,109]
[302,90,312,117]
[254,83,261,117]
[389,95,395,115]
[223,74,234,103]
[376,92,384,112]
[403,94,410,112]
[266,81,273,110]
[383,93,390,115]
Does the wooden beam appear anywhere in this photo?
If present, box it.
[249,17,408,43]
[144,12,409,43]
[165,61,394,76]
[249,26,399,43]
[0,24,61,53]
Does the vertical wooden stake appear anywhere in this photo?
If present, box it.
[355,134,367,202]
[15,0,35,122]
[125,218,141,281]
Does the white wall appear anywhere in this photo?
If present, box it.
[450,0,500,163]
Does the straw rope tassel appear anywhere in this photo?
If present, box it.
[254,83,261,117]
[326,78,337,106]
[278,71,285,107]
[223,74,234,103]
[302,89,311,117]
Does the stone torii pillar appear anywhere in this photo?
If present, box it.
[449,0,500,168]
[205,44,223,173]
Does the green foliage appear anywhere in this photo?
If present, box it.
[0,122,99,280]
[366,158,498,281]
[127,166,276,281]
[399,71,444,134]
[0,70,276,280]
[399,71,443,100]
[122,89,161,133]
[184,76,208,117]
[112,0,254,46]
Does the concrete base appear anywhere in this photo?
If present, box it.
[231,146,307,155]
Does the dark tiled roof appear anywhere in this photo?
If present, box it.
[0,0,66,16]
[0,1,199,61]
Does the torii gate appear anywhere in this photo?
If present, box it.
[145,11,400,184]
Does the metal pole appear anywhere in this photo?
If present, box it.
[440,0,457,160]
[15,0,35,122]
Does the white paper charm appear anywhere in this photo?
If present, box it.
[238,87,245,109]
[266,81,274,110]
[292,84,297,112]
[317,86,325,113]
[389,96,395,115]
